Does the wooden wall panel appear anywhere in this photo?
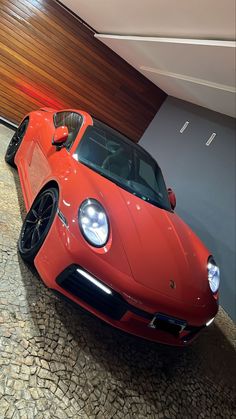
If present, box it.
[0,0,166,141]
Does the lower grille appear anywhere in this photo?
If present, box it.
[56,265,128,320]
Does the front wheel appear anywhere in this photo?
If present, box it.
[5,118,29,167]
[18,188,59,263]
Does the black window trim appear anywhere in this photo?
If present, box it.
[53,111,84,151]
[53,110,84,128]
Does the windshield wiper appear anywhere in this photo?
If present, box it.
[137,194,169,211]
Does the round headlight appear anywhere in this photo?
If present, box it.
[79,199,109,247]
[207,256,220,293]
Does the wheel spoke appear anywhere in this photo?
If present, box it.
[18,132,24,141]
[23,225,36,246]
[8,134,20,149]
[9,137,17,147]
[26,211,38,223]
[20,188,56,255]
[35,227,41,241]
[25,219,37,225]
[30,227,40,247]
[31,209,38,219]
[17,122,27,140]
[7,136,18,155]
[40,215,50,222]
[10,135,18,145]
[6,121,28,161]
[41,203,53,215]
[38,195,47,214]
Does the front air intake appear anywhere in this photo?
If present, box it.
[56,265,128,320]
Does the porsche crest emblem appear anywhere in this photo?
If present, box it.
[170,280,176,289]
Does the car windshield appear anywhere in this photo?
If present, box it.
[75,120,171,211]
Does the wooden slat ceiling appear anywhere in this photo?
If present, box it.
[0,0,166,141]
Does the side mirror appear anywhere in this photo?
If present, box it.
[168,188,176,210]
[52,126,68,146]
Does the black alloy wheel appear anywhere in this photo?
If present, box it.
[5,119,29,167]
[18,188,59,263]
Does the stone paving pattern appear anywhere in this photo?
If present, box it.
[0,124,236,419]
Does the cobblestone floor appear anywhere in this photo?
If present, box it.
[0,123,236,419]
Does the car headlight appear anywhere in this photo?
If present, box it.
[207,256,220,293]
[79,199,109,247]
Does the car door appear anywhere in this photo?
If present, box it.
[28,111,83,200]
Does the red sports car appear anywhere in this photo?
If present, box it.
[5,108,220,345]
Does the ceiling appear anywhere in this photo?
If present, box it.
[60,0,236,118]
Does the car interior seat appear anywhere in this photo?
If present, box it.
[65,113,82,149]
[102,147,131,178]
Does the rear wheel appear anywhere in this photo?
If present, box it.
[18,188,59,263]
[5,118,29,167]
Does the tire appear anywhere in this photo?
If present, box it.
[5,119,29,167]
[18,187,59,263]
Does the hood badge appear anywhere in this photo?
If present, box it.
[170,280,176,289]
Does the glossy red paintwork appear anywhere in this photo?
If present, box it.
[53,126,69,145]
[14,108,219,346]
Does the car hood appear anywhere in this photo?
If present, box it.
[111,186,210,307]
[72,164,211,308]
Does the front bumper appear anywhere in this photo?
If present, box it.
[34,214,215,346]
[56,264,204,346]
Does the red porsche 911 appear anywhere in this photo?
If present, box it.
[5,108,220,346]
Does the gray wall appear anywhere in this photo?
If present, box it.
[140,97,236,321]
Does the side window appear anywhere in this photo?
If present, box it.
[54,111,83,150]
